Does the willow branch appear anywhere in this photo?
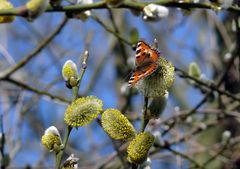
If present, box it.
[3,77,70,103]
[162,50,238,136]
[0,115,6,169]
[91,14,132,46]
[1,1,240,16]
[201,139,230,168]
[0,16,68,79]
[55,38,91,169]
[140,97,149,132]
[165,146,205,169]
[175,67,240,102]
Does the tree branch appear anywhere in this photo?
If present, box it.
[0,16,68,79]
[0,1,240,17]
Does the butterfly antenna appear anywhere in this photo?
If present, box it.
[123,70,134,82]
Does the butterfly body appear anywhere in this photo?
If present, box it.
[128,40,161,87]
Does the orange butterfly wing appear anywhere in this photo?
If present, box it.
[128,41,160,87]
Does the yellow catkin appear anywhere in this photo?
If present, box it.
[127,132,154,164]
[64,96,103,127]
[26,0,49,21]
[62,60,78,81]
[102,108,136,140]
[189,62,201,79]
[0,0,15,24]
[41,133,61,150]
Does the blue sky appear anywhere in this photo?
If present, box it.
[0,1,225,168]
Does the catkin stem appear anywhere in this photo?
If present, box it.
[140,97,149,132]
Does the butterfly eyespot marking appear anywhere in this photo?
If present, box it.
[137,43,141,47]
[136,49,141,54]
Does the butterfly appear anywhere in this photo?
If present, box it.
[128,40,161,87]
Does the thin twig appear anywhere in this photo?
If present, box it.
[3,77,70,103]
[175,67,240,102]
[165,146,205,169]
[0,16,68,79]
[1,1,240,17]
[55,42,91,169]
[140,97,149,132]
[150,120,219,158]
[162,50,238,136]
[0,115,6,169]
[91,14,132,46]
[162,94,209,136]
[201,139,230,168]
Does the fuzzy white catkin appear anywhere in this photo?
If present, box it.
[45,126,61,136]
[41,126,63,153]
[143,4,169,20]
[221,0,234,8]
[26,0,49,21]
[222,130,231,142]
[71,0,92,20]
[62,60,78,81]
